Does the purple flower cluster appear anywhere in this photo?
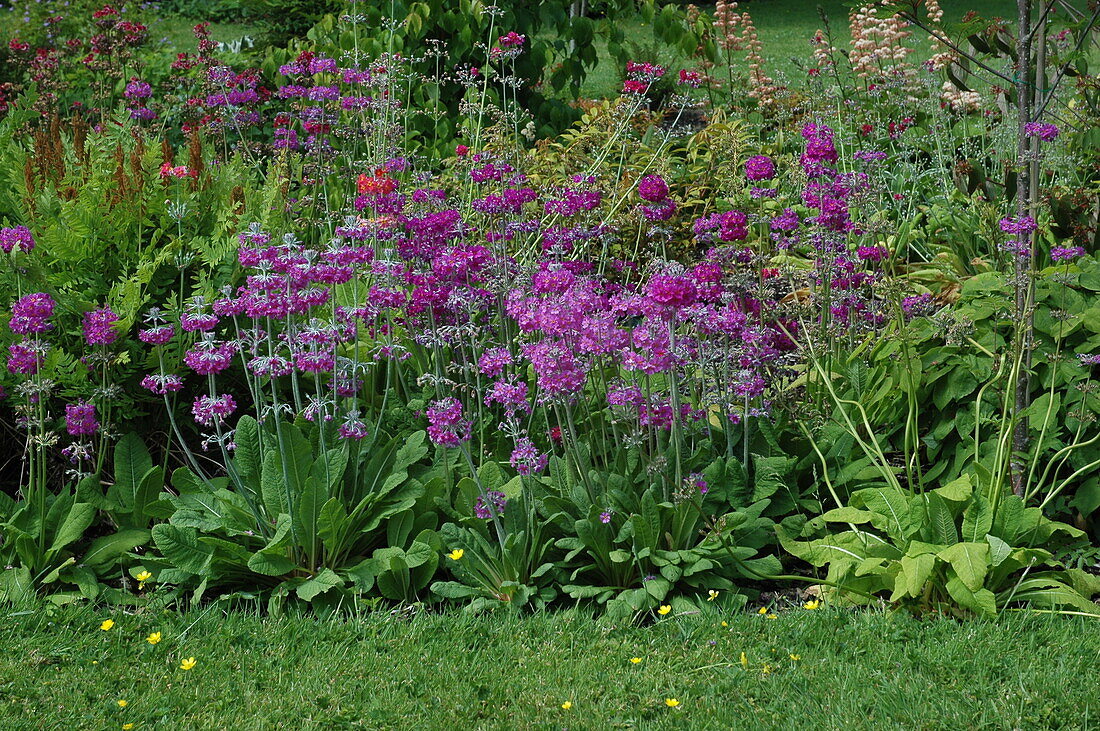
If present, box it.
[744,155,775,182]
[0,226,35,254]
[425,397,471,448]
[83,307,120,346]
[474,490,508,519]
[64,401,99,436]
[192,393,237,427]
[10,293,56,334]
[1024,122,1060,141]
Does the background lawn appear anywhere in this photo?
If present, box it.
[2,604,1096,729]
[13,0,1017,97]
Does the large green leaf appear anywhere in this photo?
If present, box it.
[924,492,957,545]
[83,529,151,569]
[893,552,935,601]
[853,488,915,540]
[151,524,215,576]
[296,568,343,602]
[113,433,152,505]
[938,542,990,591]
[47,502,95,556]
[945,575,997,616]
[233,415,262,494]
[961,494,994,542]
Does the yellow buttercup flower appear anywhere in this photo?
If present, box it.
[720,620,728,627]
[665,698,681,708]
[707,590,719,601]
[100,619,115,631]
[447,549,464,560]
[767,613,777,620]
[803,599,821,610]
[117,700,128,708]
[180,657,196,671]
[657,605,671,616]
[135,571,152,582]
[122,725,134,730]
[789,653,801,661]
[146,632,162,645]
[630,657,642,664]
[757,606,768,615]
[561,701,573,710]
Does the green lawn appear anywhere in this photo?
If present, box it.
[2,604,1096,729]
[577,1,1020,96]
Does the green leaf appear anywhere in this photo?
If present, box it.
[924,493,958,545]
[113,433,152,505]
[934,474,973,502]
[430,580,479,599]
[296,568,342,602]
[247,550,297,577]
[294,477,326,558]
[853,488,915,540]
[819,507,877,524]
[961,494,994,543]
[233,415,262,493]
[318,499,350,557]
[83,529,150,569]
[986,533,1012,568]
[894,552,935,600]
[938,542,991,591]
[311,447,348,492]
[945,575,997,616]
[48,503,95,556]
[151,524,214,576]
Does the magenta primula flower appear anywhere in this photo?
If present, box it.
[8,340,45,375]
[425,397,471,448]
[744,155,775,181]
[474,490,507,519]
[0,226,35,254]
[141,373,184,394]
[10,293,56,334]
[65,401,99,436]
[637,174,669,203]
[192,393,237,427]
[83,307,120,346]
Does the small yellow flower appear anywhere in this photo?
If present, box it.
[180,657,196,671]
[766,613,777,620]
[803,599,821,610]
[789,653,801,661]
[665,698,681,708]
[561,701,572,710]
[757,606,768,615]
[92,661,98,665]
[657,605,671,616]
[447,549,464,561]
[630,657,642,664]
[740,651,748,669]
[117,700,128,708]
[135,570,152,582]
[707,590,719,601]
[720,620,728,627]
[146,632,162,645]
[100,619,115,631]
[122,725,134,730]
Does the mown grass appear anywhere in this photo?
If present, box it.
[2,603,1096,729]
[577,0,1019,96]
